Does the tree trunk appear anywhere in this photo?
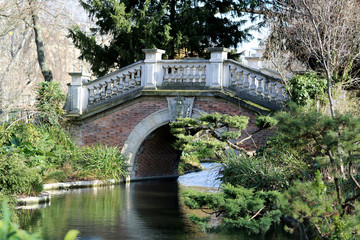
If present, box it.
[30,1,53,82]
[326,78,335,119]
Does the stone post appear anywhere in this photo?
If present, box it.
[207,47,230,88]
[142,49,165,89]
[67,72,91,114]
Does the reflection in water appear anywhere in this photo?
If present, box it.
[20,179,204,240]
[19,172,291,239]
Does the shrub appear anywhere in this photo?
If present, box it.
[78,145,128,180]
[283,172,360,239]
[0,152,43,196]
[36,81,66,126]
[288,71,326,106]
[221,148,308,191]
[183,184,285,235]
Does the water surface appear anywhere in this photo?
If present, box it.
[19,164,291,239]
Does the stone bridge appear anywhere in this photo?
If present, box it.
[66,48,288,180]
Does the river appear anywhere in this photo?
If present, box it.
[19,163,291,239]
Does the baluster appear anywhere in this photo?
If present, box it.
[117,76,124,93]
[263,80,270,99]
[235,69,243,88]
[182,65,189,83]
[169,66,175,82]
[88,86,95,105]
[194,65,200,83]
[175,66,182,83]
[105,79,112,99]
[249,74,257,95]
[256,75,264,95]
[242,72,250,90]
[201,66,206,83]
[135,69,141,86]
[100,83,106,100]
[124,74,129,91]
[188,65,194,82]
[129,72,136,88]
[163,66,169,83]
[276,84,286,101]
[270,81,277,100]
[229,66,236,86]
[112,77,118,95]
[94,84,101,102]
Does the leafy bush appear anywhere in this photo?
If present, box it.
[36,81,66,126]
[25,125,77,168]
[183,184,285,235]
[288,71,326,106]
[77,145,128,181]
[0,152,43,196]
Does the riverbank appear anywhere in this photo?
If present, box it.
[17,163,222,206]
[16,179,122,206]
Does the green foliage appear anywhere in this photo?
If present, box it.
[0,201,40,240]
[0,79,129,196]
[0,152,43,196]
[274,103,360,167]
[288,72,327,106]
[0,201,80,240]
[63,230,80,240]
[0,120,129,192]
[273,104,360,238]
[183,184,285,235]
[170,113,250,164]
[221,128,310,191]
[69,0,262,76]
[283,177,360,239]
[255,115,278,129]
[36,81,66,126]
[188,214,210,232]
[77,145,128,181]
[221,152,291,191]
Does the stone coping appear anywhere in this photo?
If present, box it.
[16,179,122,206]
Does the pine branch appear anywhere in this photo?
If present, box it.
[249,206,265,221]
[349,161,360,189]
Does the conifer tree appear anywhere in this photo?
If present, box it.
[69,0,267,76]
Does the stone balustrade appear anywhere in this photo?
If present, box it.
[67,48,289,115]
[225,60,289,109]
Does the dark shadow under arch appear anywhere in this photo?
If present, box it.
[134,125,180,178]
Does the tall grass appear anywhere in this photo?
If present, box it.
[77,145,128,181]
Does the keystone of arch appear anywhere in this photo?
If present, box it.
[121,108,205,179]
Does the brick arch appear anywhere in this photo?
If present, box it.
[121,108,205,179]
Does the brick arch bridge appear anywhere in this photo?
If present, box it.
[66,48,288,180]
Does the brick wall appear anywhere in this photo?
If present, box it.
[71,96,274,177]
[72,97,168,147]
[134,125,179,177]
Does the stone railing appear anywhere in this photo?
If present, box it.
[161,60,207,87]
[66,48,288,114]
[67,61,144,114]
[225,60,288,109]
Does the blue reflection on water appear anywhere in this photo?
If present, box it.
[178,163,222,188]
